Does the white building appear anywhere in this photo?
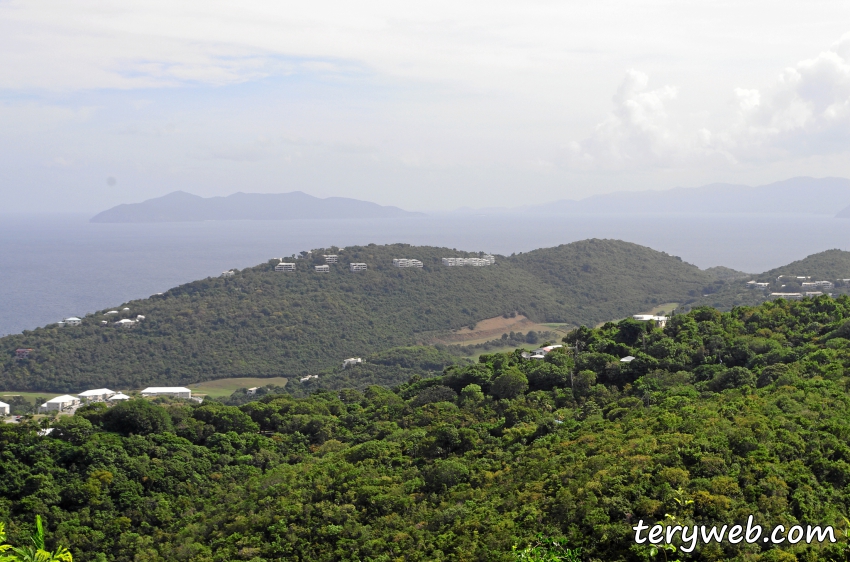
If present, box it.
[109,393,131,401]
[136,315,145,321]
[802,281,834,290]
[114,319,136,327]
[804,291,824,297]
[64,317,82,326]
[221,270,235,277]
[349,263,367,272]
[37,395,80,413]
[393,258,424,268]
[0,401,9,416]
[323,255,339,263]
[141,387,192,399]
[343,357,363,368]
[442,257,491,267]
[105,310,118,315]
[275,262,296,272]
[246,387,259,395]
[483,254,495,265]
[633,314,668,328]
[746,281,770,289]
[620,356,636,363]
[315,265,330,273]
[300,375,318,382]
[78,388,115,402]
[770,292,803,300]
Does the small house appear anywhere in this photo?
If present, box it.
[770,292,803,300]
[15,349,33,360]
[109,393,131,401]
[0,401,9,416]
[221,270,235,277]
[141,387,192,399]
[114,319,136,327]
[343,358,363,368]
[620,356,636,363]
[64,317,82,326]
[275,262,296,272]
[349,263,367,272]
[246,387,259,396]
[300,375,318,382]
[323,255,339,264]
[37,394,80,413]
[315,265,330,273]
[632,314,668,328]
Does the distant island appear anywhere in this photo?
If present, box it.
[522,176,850,216]
[90,190,424,223]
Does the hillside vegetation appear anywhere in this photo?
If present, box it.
[0,240,719,392]
[4,297,850,560]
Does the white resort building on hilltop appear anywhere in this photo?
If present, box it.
[393,259,424,268]
[275,262,296,272]
[63,317,82,327]
[221,270,235,277]
[323,255,339,264]
[38,395,80,414]
[349,263,367,272]
[114,319,136,328]
[141,387,192,399]
[78,388,115,402]
[442,257,492,267]
[802,281,834,290]
[315,265,330,273]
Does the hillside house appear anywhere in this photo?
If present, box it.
[620,356,636,363]
[275,262,296,272]
[315,265,330,272]
[442,257,490,267]
[15,349,33,360]
[122,308,130,312]
[632,314,668,328]
[770,292,803,300]
[246,387,259,395]
[343,357,363,368]
[141,387,192,399]
[0,401,9,416]
[804,291,824,297]
[105,311,118,315]
[323,255,339,264]
[136,315,145,321]
[109,393,131,401]
[221,270,235,277]
[38,394,80,413]
[394,258,424,268]
[114,319,136,327]
[64,317,82,326]
[300,375,318,382]
[349,263,367,272]
[78,388,115,402]
[746,281,770,289]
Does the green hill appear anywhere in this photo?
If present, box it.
[4,297,850,560]
[759,248,850,280]
[0,240,719,392]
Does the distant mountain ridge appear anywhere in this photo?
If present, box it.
[528,176,850,216]
[90,191,423,223]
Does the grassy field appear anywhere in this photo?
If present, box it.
[187,377,288,399]
[1,391,63,405]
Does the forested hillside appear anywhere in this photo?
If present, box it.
[0,240,718,392]
[4,296,850,560]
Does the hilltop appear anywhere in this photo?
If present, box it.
[0,240,717,392]
[90,190,422,223]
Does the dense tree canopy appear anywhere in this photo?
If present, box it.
[3,297,850,560]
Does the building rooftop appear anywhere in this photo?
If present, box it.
[46,394,78,403]
[78,388,115,397]
[141,387,191,393]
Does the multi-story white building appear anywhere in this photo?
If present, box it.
[141,387,192,399]
[64,317,82,326]
[770,292,803,300]
[442,257,491,267]
[343,358,363,368]
[323,255,339,264]
[275,262,296,272]
[37,395,80,413]
[802,281,834,290]
[350,263,367,272]
[315,265,330,273]
[393,258,423,268]
[78,388,116,402]
[0,401,9,416]
[483,254,495,265]
[221,270,235,277]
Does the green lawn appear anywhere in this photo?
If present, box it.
[187,377,289,398]
[1,392,63,405]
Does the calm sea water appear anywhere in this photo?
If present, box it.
[2,212,850,335]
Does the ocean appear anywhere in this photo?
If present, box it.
[2,212,850,336]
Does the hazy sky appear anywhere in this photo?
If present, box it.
[4,1,850,212]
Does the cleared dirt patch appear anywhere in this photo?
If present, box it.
[430,314,549,345]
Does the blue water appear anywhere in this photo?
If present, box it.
[2,212,850,335]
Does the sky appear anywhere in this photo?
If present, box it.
[3,1,850,212]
